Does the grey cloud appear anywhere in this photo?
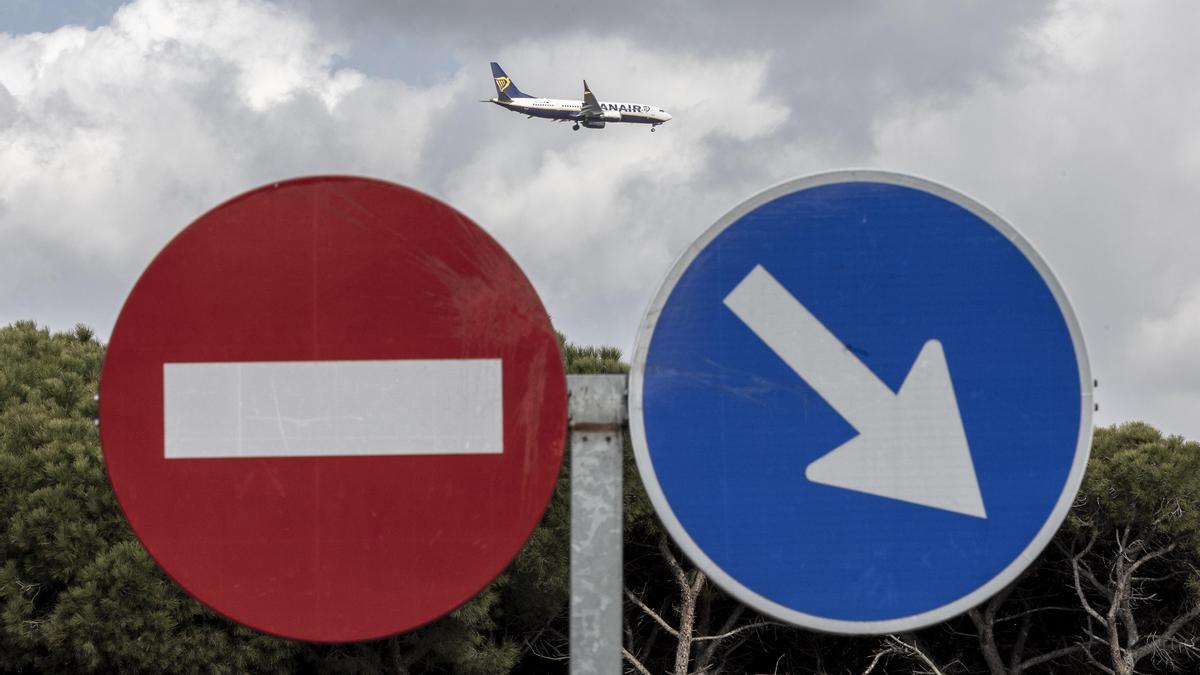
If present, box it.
[0,82,16,128]
[0,0,461,338]
[285,0,1051,153]
[0,229,130,336]
[858,2,1200,438]
[5,0,1200,442]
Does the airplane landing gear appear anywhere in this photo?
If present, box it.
[650,126,656,132]
[573,123,580,131]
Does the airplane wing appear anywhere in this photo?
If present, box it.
[580,80,602,118]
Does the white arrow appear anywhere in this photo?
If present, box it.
[723,265,987,519]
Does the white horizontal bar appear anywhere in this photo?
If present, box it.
[163,359,502,459]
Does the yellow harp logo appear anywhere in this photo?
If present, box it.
[495,76,511,92]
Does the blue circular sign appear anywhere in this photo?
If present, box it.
[630,171,1092,633]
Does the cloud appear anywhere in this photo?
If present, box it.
[444,37,788,348]
[0,0,462,332]
[861,0,1200,436]
[1133,284,1200,392]
[297,1,1050,156]
[2,0,1046,355]
[0,81,16,127]
[4,0,1199,441]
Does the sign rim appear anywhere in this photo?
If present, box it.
[628,169,1093,634]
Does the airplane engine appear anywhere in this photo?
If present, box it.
[582,119,607,129]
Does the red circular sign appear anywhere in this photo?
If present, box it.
[100,176,566,642]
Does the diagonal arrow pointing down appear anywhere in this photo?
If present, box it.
[723,265,987,519]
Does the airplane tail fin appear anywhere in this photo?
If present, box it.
[490,62,533,101]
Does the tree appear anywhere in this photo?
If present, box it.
[306,335,629,675]
[504,337,631,671]
[0,321,298,673]
[619,420,1200,674]
[9,318,1200,674]
[0,321,585,674]
[890,423,1200,675]
[1060,423,1200,674]
[623,531,787,675]
[559,338,787,674]
[964,561,1084,675]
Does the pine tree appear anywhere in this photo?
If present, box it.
[0,322,617,673]
[0,322,297,673]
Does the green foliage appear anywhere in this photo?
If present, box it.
[0,322,298,673]
[0,323,635,673]
[1073,422,1200,545]
[307,334,629,673]
[558,333,628,375]
[552,333,654,532]
[40,541,295,674]
[10,317,1198,673]
[621,419,1200,673]
[307,581,523,674]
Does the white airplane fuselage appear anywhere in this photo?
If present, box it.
[489,96,672,129]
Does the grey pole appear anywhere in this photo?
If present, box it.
[568,374,627,675]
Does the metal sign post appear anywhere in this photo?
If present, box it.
[568,374,627,675]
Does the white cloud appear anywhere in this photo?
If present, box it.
[1132,284,1200,392]
[861,0,1200,437]
[0,0,462,331]
[445,37,788,349]
[3,0,1199,442]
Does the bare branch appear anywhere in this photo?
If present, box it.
[659,534,689,592]
[1123,542,1178,580]
[625,587,680,638]
[1082,644,1117,675]
[1103,585,1123,675]
[1079,561,1115,601]
[692,621,782,642]
[1016,643,1083,672]
[525,638,570,662]
[1132,569,1184,584]
[521,622,570,663]
[995,605,1081,622]
[1131,602,1200,662]
[861,648,889,675]
[622,647,654,675]
[1070,537,1107,624]
[1120,600,1139,650]
[638,600,666,664]
[654,541,704,675]
[1008,613,1032,673]
[1116,526,1131,555]
[694,604,744,669]
[1111,542,1178,655]
[888,634,945,675]
[693,631,754,675]
[969,607,1005,675]
[988,577,1022,617]
[1152,497,1183,527]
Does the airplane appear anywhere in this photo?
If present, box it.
[484,62,672,132]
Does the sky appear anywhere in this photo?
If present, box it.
[1,0,1198,439]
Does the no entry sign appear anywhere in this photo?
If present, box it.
[100,176,567,642]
